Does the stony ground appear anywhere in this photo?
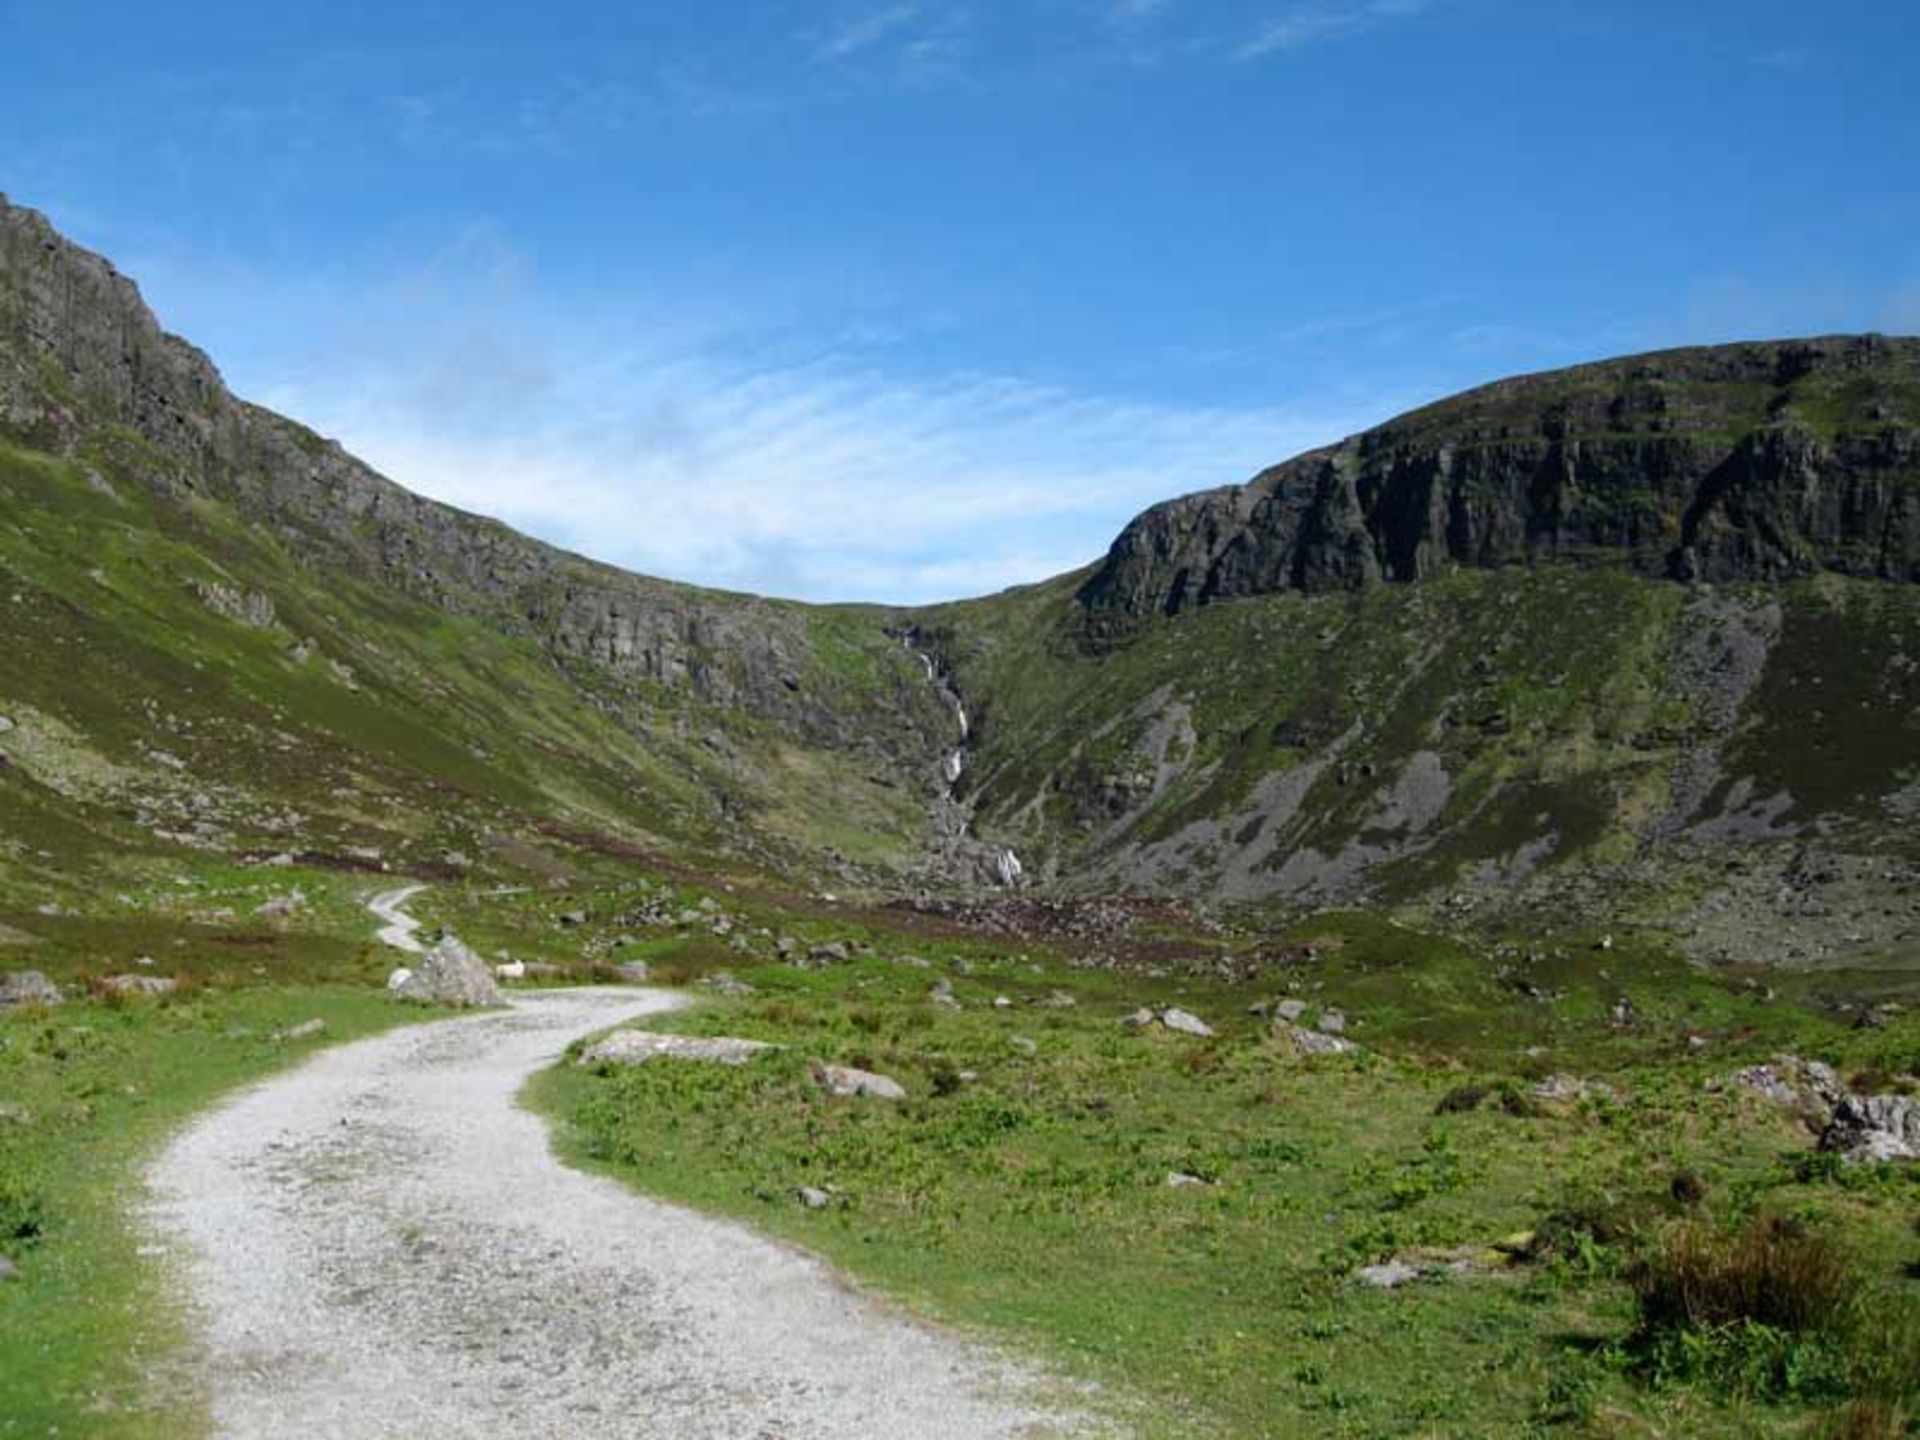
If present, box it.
[145,989,1093,1439]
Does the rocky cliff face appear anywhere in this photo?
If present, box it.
[1077,338,1920,634]
[0,195,937,756]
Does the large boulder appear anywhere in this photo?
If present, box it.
[0,970,61,1007]
[388,934,503,1008]
[1820,1093,1920,1164]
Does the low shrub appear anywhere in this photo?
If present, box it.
[1625,1216,1864,1401]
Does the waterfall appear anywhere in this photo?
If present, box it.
[899,632,1021,888]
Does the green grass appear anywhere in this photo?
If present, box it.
[0,986,434,1438]
[529,922,1920,1437]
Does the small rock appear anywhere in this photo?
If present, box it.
[1356,1260,1422,1289]
[796,1186,831,1210]
[558,910,589,927]
[100,974,178,997]
[1279,1025,1356,1057]
[775,935,799,958]
[1317,1009,1347,1035]
[808,942,851,965]
[1164,1171,1211,1189]
[1161,1007,1214,1038]
[0,970,63,1008]
[1528,1074,1591,1106]
[993,995,1012,1009]
[386,967,414,991]
[1275,999,1308,1022]
[700,971,755,997]
[613,960,651,984]
[1008,1034,1037,1055]
[255,891,306,921]
[0,715,14,735]
[273,1018,326,1042]
[929,978,960,1009]
[0,1255,16,1282]
[1121,1007,1157,1029]
[495,961,527,981]
[810,1062,906,1101]
[1038,990,1076,1009]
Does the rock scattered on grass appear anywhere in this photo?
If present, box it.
[1356,1260,1421,1289]
[387,934,502,1008]
[579,1031,778,1067]
[796,1186,831,1210]
[495,961,527,981]
[1278,1025,1356,1057]
[0,969,62,1007]
[928,978,960,1009]
[700,971,755,997]
[1160,1007,1214,1038]
[1164,1171,1211,1189]
[101,974,178,997]
[274,1018,326,1042]
[810,1061,906,1101]
[0,1255,17,1282]
[1121,1007,1156,1030]
[1317,1009,1347,1035]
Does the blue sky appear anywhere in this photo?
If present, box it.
[5,0,1917,602]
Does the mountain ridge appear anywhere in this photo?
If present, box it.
[4,194,1919,965]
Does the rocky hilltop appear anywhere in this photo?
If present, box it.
[1078,338,1920,633]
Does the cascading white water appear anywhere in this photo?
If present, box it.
[900,635,1019,887]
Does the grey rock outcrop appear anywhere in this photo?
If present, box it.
[1819,1093,1920,1164]
[1078,337,1920,634]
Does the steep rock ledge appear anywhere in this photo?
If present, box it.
[1078,337,1920,637]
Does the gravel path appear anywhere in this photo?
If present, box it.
[145,989,1094,1439]
[365,884,428,954]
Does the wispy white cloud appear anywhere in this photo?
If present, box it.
[260,338,1380,605]
[815,5,925,61]
[1235,0,1431,60]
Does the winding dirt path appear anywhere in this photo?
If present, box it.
[144,989,1092,1438]
[365,884,428,954]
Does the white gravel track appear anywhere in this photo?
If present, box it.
[145,988,1094,1439]
[364,885,428,954]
